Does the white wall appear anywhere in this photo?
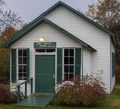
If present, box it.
[83,47,92,75]
[10,5,113,93]
[46,5,111,93]
[11,22,81,94]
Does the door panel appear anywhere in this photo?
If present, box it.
[35,55,55,93]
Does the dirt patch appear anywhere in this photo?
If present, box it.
[115,85,120,89]
[111,100,120,106]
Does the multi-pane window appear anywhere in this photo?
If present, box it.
[36,49,56,53]
[64,49,74,81]
[18,49,27,80]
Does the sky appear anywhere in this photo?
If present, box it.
[3,0,98,24]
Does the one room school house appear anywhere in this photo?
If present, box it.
[2,1,117,95]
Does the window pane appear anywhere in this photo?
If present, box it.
[70,74,73,80]
[46,49,55,52]
[18,50,22,56]
[23,65,27,72]
[64,66,68,73]
[70,57,74,64]
[70,49,74,56]
[19,73,22,80]
[19,65,22,72]
[18,57,22,64]
[64,57,68,64]
[64,49,68,56]
[23,57,27,64]
[23,50,27,56]
[23,73,27,80]
[64,74,68,81]
[70,66,74,73]
[36,49,45,53]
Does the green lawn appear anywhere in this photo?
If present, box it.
[0,86,120,109]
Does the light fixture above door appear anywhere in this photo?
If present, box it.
[39,37,45,42]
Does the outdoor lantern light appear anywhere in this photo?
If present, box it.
[39,37,45,42]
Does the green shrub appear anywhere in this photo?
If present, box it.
[53,75,106,106]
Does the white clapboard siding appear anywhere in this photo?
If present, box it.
[46,5,111,93]
[111,40,115,92]
[11,22,81,94]
[83,47,92,75]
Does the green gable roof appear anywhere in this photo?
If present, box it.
[2,1,117,48]
[2,17,96,51]
[10,1,117,46]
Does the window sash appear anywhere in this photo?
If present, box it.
[18,49,27,80]
[63,48,75,81]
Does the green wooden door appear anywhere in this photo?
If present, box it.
[35,55,55,93]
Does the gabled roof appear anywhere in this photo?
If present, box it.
[10,1,118,46]
[2,18,96,51]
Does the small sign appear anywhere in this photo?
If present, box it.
[34,42,56,48]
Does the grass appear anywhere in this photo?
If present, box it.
[0,85,120,109]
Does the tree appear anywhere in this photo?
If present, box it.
[0,0,22,31]
[1,27,18,43]
[0,11,22,31]
[0,0,5,6]
[86,0,120,63]
[0,0,22,83]
[86,0,120,31]
[0,27,18,83]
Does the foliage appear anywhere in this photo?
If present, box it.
[0,27,18,84]
[86,0,120,64]
[86,0,120,31]
[0,85,24,104]
[1,27,18,43]
[0,86,120,109]
[53,75,106,106]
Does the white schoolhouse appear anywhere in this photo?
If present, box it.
[2,1,117,95]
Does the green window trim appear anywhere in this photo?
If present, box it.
[75,48,81,77]
[27,48,30,79]
[112,52,116,77]
[57,48,63,82]
[11,49,16,83]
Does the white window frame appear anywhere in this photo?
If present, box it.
[63,48,75,81]
[17,49,27,80]
[35,48,56,55]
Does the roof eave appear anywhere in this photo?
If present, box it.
[9,1,117,46]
